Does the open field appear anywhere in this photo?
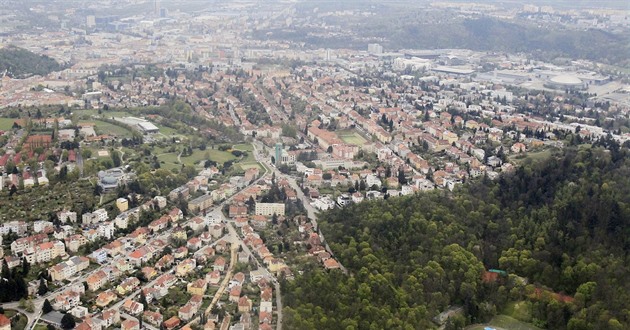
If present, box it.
[158,149,238,170]
[156,152,180,170]
[509,149,553,166]
[239,162,262,171]
[93,120,134,138]
[158,125,178,136]
[467,315,542,330]
[338,129,368,146]
[0,117,16,130]
[77,109,133,118]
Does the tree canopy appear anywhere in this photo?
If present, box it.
[283,144,630,329]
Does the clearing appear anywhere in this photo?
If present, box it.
[467,315,542,330]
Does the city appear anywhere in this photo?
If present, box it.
[0,1,629,330]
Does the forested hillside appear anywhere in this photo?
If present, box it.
[282,140,630,330]
[0,46,62,78]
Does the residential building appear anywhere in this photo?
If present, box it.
[188,194,213,214]
[82,208,108,225]
[255,203,285,216]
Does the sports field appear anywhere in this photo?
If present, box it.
[337,129,368,146]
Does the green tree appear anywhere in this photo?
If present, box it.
[42,299,53,314]
[61,313,75,329]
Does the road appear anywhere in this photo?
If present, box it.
[253,140,348,274]
[3,141,274,329]
[182,245,238,328]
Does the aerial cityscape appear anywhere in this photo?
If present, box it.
[0,0,629,330]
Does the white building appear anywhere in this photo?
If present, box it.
[59,211,77,223]
[255,203,285,216]
[82,209,108,225]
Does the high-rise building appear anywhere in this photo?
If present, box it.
[154,0,161,16]
[368,43,384,55]
[274,143,283,166]
[86,15,96,28]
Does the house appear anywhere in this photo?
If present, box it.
[69,306,89,319]
[121,319,140,330]
[156,254,175,270]
[141,266,158,280]
[213,257,226,272]
[100,309,121,328]
[229,286,242,303]
[260,287,273,312]
[148,216,169,233]
[324,258,341,270]
[173,246,188,259]
[164,316,181,330]
[122,300,144,315]
[96,290,117,307]
[75,317,101,330]
[86,270,108,292]
[178,304,197,321]
[53,290,81,311]
[250,269,269,284]
[238,296,253,313]
[229,205,248,218]
[187,237,202,251]
[176,259,196,277]
[187,278,208,296]
[206,270,221,286]
[117,277,141,295]
[88,248,108,264]
[194,246,215,263]
[127,247,153,267]
[188,216,207,232]
[143,310,163,326]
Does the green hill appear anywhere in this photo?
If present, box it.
[0,46,62,78]
[283,138,630,330]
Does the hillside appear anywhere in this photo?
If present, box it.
[282,140,630,330]
[0,46,62,78]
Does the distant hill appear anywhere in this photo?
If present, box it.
[0,46,62,79]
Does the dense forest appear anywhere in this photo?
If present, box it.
[282,141,630,330]
[0,46,62,78]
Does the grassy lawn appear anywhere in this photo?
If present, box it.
[76,109,132,118]
[337,129,368,146]
[205,149,237,164]
[467,315,542,330]
[93,120,134,138]
[233,143,254,152]
[158,125,178,136]
[159,148,237,169]
[239,162,262,171]
[0,117,17,130]
[157,153,180,170]
[509,149,553,166]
